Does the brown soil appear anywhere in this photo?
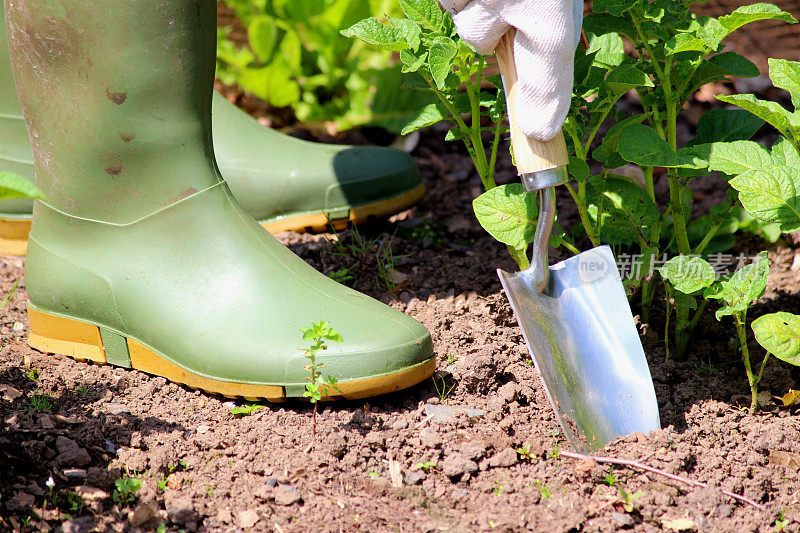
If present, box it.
[4,121,800,532]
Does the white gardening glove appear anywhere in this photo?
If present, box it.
[440,0,583,141]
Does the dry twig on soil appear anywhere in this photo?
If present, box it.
[559,450,765,510]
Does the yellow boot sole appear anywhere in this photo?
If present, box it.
[27,305,435,402]
[0,184,425,256]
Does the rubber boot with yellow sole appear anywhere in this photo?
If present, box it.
[6,0,433,400]
[0,3,424,256]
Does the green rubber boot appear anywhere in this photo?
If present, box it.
[7,0,433,400]
[0,5,424,256]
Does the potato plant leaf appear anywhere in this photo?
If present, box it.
[698,140,773,175]
[0,172,45,201]
[704,251,769,319]
[718,4,797,34]
[401,102,446,135]
[472,184,538,250]
[618,125,707,168]
[729,165,800,232]
[752,312,800,366]
[428,36,458,89]
[659,256,716,294]
[768,58,800,108]
[341,18,420,51]
[586,175,658,242]
[398,0,444,32]
[688,109,765,146]
[716,94,799,141]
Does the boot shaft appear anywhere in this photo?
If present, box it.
[4,0,222,223]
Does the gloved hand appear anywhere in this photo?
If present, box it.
[439,0,583,141]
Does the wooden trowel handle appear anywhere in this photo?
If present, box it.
[495,30,569,175]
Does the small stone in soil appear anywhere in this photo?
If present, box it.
[55,436,91,467]
[611,512,635,529]
[274,485,302,506]
[422,404,485,424]
[404,471,426,485]
[63,468,87,480]
[461,440,486,461]
[442,453,478,479]
[164,491,194,525]
[237,509,259,529]
[487,448,518,468]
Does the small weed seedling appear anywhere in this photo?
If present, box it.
[368,472,379,479]
[415,461,436,473]
[324,225,406,293]
[492,481,503,496]
[27,368,39,381]
[301,320,343,438]
[534,479,551,499]
[112,476,142,506]
[230,402,264,417]
[432,374,455,404]
[617,486,642,513]
[26,394,53,413]
[603,472,618,486]
[516,444,535,462]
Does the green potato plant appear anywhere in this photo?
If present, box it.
[218,0,434,131]
[301,320,343,437]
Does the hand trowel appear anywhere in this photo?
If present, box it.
[494,30,661,451]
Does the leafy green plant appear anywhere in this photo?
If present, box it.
[664,252,771,412]
[415,461,436,472]
[218,0,433,131]
[230,402,265,417]
[112,476,142,506]
[301,320,343,437]
[343,0,798,356]
[565,1,795,344]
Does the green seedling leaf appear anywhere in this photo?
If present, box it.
[752,312,800,365]
[401,102,446,135]
[768,58,800,108]
[472,184,538,251]
[428,36,458,90]
[718,3,797,34]
[399,0,444,31]
[586,175,659,242]
[593,115,647,169]
[341,18,419,51]
[588,33,626,69]
[704,251,769,319]
[688,109,765,146]
[0,172,45,201]
[659,256,716,294]
[716,94,799,141]
[230,403,264,417]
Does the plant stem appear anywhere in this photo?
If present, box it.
[756,351,771,385]
[644,166,655,203]
[566,182,601,247]
[507,245,530,271]
[487,117,503,189]
[734,311,758,413]
[667,168,691,255]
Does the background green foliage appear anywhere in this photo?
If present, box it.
[217,0,434,131]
